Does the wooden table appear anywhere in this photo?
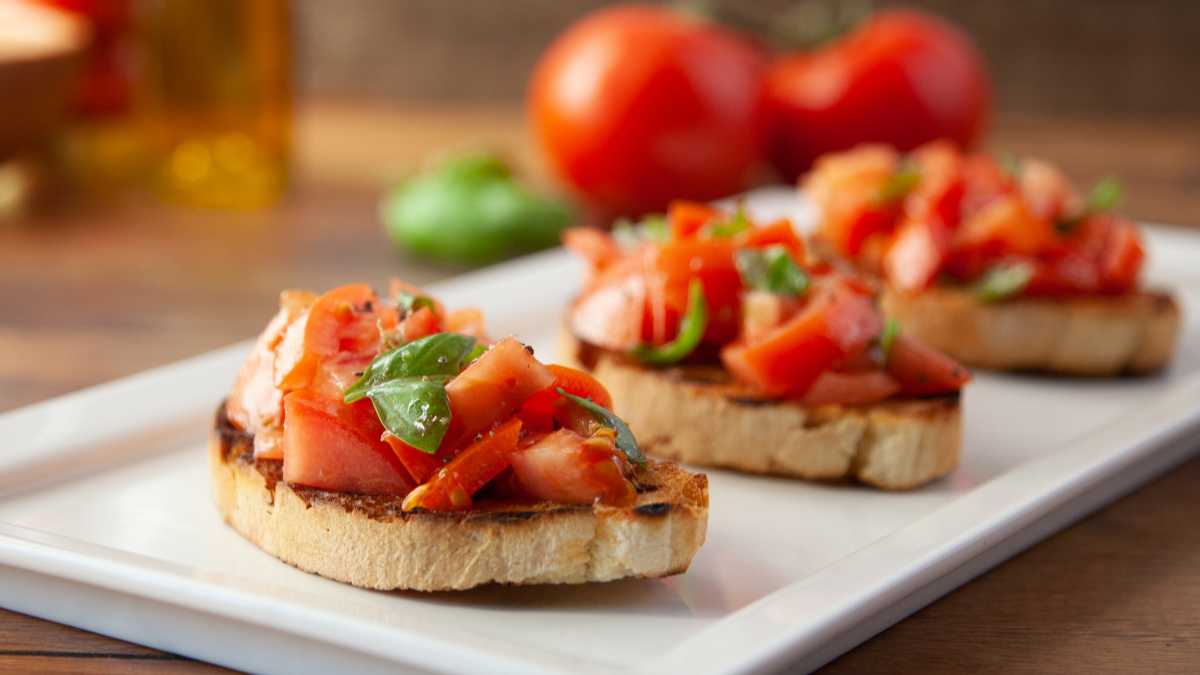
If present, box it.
[1,104,1198,673]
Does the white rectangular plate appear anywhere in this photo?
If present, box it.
[1,188,1198,675]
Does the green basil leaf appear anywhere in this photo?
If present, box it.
[344,333,476,403]
[999,152,1021,178]
[364,377,452,454]
[466,342,488,364]
[876,168,921,205]
[735,245,810,296]
[613,214,669,246]
[396,291,435,315]
[1086,176,1121,213]
[557,388,645,465]
[879,318,901,364]
[975,262,1034,302]
[707,206,750,238]
[632,278,707,365]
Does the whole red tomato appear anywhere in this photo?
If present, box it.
[529,5,769,217]
[766,10,991,181]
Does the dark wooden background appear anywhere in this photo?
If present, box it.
[293,0,1200,118]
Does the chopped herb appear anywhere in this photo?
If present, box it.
[466,343,488,363]
[875,168,921,205]
[707,205,751,238]
[879,318,901,364]
[975,262,1034,302]
[557,388,645,465]
[344,332,477,453]
[999,152,1021,178]
[1085,176,1122,213]
[735,245,810,296]
[395,291,436,316]
[613,214,669,246]
[632,278,707,365]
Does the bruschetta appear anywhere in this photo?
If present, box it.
[561,205,969,490]
[212,281,708,591]
[805,142,1181,375]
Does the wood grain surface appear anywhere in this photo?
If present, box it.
[0,103,1198,673]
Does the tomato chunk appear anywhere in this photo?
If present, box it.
[721,282,882,396]
[563,227,621,272]
[443,338,555,449]
[1100,218,1144,293]
[383,434,446,485]
[402,418,523,512]
[444,307,488,339]
[884,218,952,293]
[736,218,807,260]
[276,284,396,393]
[520,364,614,432]
[802,371,901,406]
[509,429,636,506]
[282,389,415,495]
[400,306,441,342]
[669,201,721,239]
[886,335,972,395]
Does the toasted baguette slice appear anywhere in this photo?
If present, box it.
[882,287,1181,375]
[210,408,707,592]
[561,334,961,490]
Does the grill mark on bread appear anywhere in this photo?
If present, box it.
[634,503,671,517]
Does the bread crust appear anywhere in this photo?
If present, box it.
[560,334,961,490]
[210,409,708,592]
[882,287,1181,375]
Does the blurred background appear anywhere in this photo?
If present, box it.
[0,0,1198,409]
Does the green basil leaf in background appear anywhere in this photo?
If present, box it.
[632,278,708,365]
[395,291,435,315]
[557,388,645,465]
[879,318,901,364]
[344,333,476,403]
[735,245,810,297]
[1085,176,1122,213]
[381,153,575,266]
[875,168,921,205]
[364,377,452,454]
[613,214,669,246]
[707,206,751,238]
[999,152,1021,178]
[975,262,1034,302]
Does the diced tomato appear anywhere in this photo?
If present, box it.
[1019,159,1080,223]
[841,204,900,257]
[443,338,556,450]
[801,371,901,406]
[1099,218,1144,293]
[650,238,742,344]
[721,282,882,396]
[569,253,648,351]
[563,227,621,272]
[741,290,800,344]
[519,364,614,430]
[402,418,523,512]
[955,196,1057,257]
[444,307,488,340]
[509,429,636,506]
[276,284,396,392]
[884,217,952,292]
[885,335,971,395]
[282,389,415,495]
[384,434,446,485]
[400,306,441,342]
[736,219,807,260]
[669,200,721,239]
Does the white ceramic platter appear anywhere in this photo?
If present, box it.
[1,188,1198,674]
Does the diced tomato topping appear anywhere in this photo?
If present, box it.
[802,370,901,406]
[1099,218,1144,293]
[444,307,488,340]
[282,389,415,495]
[721,281,882,396]
[650,238,742,344]
[509,429,636,506]
[885,335,971,396]
[955,196,1057,257]
[402,418,523,512]
[520,364,614,432]
[563,227,622,273]
[443,338,555,449]
[276,284,396,393]
[669,200,721,239]
[383,434,447,485]
[884,218,952,293]
[400,306,441,342]
[736,218,807,260]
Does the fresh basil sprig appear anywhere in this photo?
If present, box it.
[1057,176,1122,233]
[975,262,1034,302]
[632,278,707,365]
[735,245,810,297]
[879,318,901,365]
[557,388,645,465]
[344,333,477,453]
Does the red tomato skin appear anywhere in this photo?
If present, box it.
[400,306,441,342]
[649,239,743,344]
[802,370,901,406]
[669,201,722,239]
[384,435,446,485]
[282,390,415,496]
[403,418,524,512]
[886,335,971,395]
[529,5,769,216]
[443,338,556,449]
[766,10,991,180]
[884,217,952,293]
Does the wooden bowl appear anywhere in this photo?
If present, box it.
[0,3,88,160]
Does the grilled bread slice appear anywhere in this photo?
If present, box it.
[882,287,1181,376]
[561,334,961,490]
[210,407,708,592]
